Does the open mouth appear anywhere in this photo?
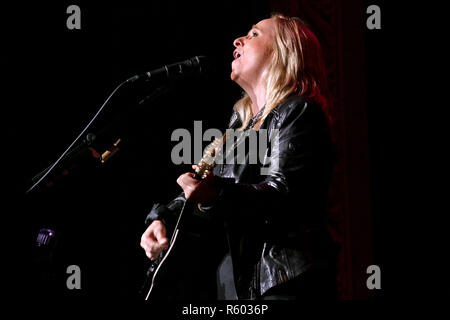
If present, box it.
[233,50,241,60]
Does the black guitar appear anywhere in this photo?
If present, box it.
[141,137,224,301]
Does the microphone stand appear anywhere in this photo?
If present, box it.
[26,82,171,295]
[26,84,170,194]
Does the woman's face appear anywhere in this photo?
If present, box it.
[231,18,276,88]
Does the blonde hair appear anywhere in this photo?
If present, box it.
[233,14,330,129]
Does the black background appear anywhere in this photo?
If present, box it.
[2,0,274,301]
[1,0,445,304]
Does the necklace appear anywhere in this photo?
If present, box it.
[247,107,265,129]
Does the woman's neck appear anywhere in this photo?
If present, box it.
[247,82,267,116]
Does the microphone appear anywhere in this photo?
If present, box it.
[126,56,208,83]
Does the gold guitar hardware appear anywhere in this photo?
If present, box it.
[101,138,121,163]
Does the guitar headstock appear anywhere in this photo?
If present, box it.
[193,137,223,180]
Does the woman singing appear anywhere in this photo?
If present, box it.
[140,13,337,300]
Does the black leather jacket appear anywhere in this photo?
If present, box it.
[146,95,336,299]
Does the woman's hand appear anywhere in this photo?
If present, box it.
[140,220,169,260]
[177,165,217,205]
